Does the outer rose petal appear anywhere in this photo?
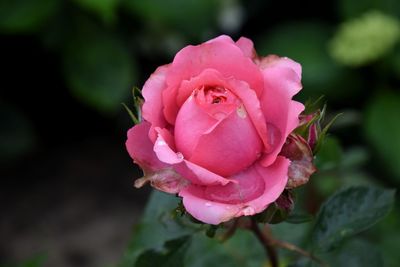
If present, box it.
[258,55,302,81]
[127,123,188,194]
[235,37,257,59]
[260,56,305,166]
[141,65,169,141]
[153,128,184,165]
[126,122,166,172]
[179,156,290,225]
[174,160,231,186]
[162,35,264,124]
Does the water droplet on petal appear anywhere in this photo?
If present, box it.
[157,140,167,146]
[176,152,184,160]
[236,104,247,118]
[242,206,255,216]
[205,202,212,207]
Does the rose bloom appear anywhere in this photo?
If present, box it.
[126,35,304,225]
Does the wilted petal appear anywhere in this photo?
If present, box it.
[134,168,188,194]
[280,134,316,189]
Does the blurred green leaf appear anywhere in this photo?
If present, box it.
[314,136,342,171]
[123,0,219,38]
[134,236,191,267]
[339,147,369,170]
[63,26,136,113]
[118,191,194,267]
[0,0,60,33]
[373,206,400,267]
[330,11,400,67]
[292,239,383,267]
[257,22,352,100]
[338,0,400,19]
[365,91,400,181]
[119,191,267,267]
[72,0,119,24]
[327,239,383,267]
[185,230,265,267]
[312,186,395,251]
[392,47,400,79]
[0,103,35,165]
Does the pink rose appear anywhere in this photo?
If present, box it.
[126,35,304,225]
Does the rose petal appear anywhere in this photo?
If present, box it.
[189,102,262,176]
[258,55,302,82]
[179,156,290,224]
[162,35,264,124]
[259,56,304,166]
[153,128,184,165]
[126,122,166,172]
[235,37,257,59]
[134,168,188,194]
[175,68,238,113]
[141,65,170,141]
[174,160,231,186]
[174,94,222,159]
[226,78,270,152]
[179,185,242,225]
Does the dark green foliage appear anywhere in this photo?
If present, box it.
[134,236,191,267]
[63,26,136,113]
[365,91,400,181]
[312,186,395,251]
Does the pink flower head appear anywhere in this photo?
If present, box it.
[126,35,304,225]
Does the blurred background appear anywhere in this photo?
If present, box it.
[1,0,399,266]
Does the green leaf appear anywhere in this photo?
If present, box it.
[365,91,400,181]
[121,103,139,124]
[312,186,395,251]
[134,236,191,267]
[374,206,400,267]
[328,239,383,267]
[0,0,60,33]
[185,230,265,267]
[119,191,267,267]
[392,47,400,78]
[63,25,136,113]
[314,136,343,171]
[118,191,197,267]
[72,0,120,24]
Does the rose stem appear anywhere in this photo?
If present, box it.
[273,239,329,267]
[218,219,238,242]
[250,219,279,267]
[250,220,328,267]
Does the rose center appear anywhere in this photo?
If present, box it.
[203,86,229,104]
